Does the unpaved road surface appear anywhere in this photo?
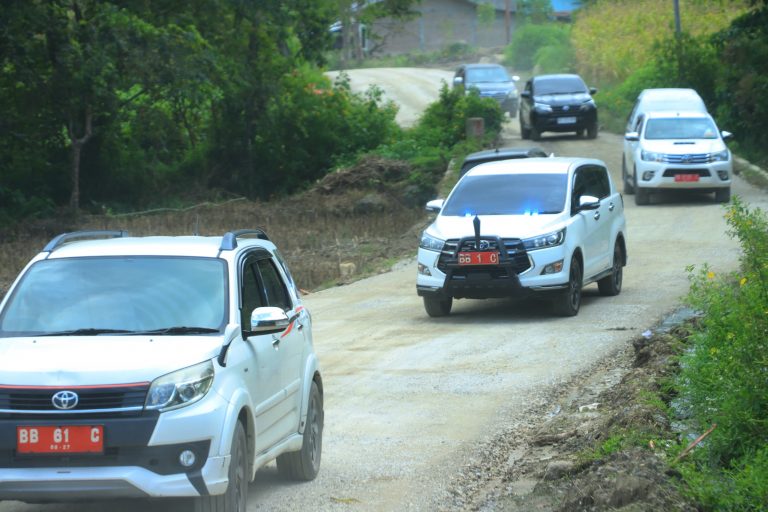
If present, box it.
[4,69,767,511]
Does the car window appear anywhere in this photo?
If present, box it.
[534,76,587,95]
[442,173,568,216]
[241,256,266,328]
[465,66,509,83]
[257,259,292,311]
[644,117,719,140]
[633,114,644,133]
[0,257,227,335]
[572,166,610,210]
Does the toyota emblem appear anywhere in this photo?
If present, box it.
[51,390,79,410]
[479,240,490,250]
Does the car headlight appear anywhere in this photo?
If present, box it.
[534,102,553,113]
[523,229,566,250]
[641,150,664,162]
[579,99,595,111]
[420,232,445,252]
[507,89,518,98]
[146,360,214,412]
[712,150,730,162]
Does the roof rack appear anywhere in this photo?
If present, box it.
[219,229,270,251]
[43,230,130,253]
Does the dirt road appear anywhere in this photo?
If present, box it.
[4,68,767,512]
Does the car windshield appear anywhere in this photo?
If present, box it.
[644,117,719,140]
[466,66,509,83]
[535,76,587,95]
[0,256,227,337]
[442,173,568,216]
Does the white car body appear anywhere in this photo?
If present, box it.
[623,110,732,204]
[416,157,628,317]
[0,231,323,509]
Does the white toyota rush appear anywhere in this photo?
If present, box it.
[416,157,628,317]
[0,230,323,511]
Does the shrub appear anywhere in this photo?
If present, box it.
[679,198,768,509]
[503,23,570,71]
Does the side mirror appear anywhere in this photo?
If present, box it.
[250,306,290,334]
[511,75,520,82]
[425,199,444,213]
[452,76,463,88]
[589,87,598,95]
[520,90,531,99]
[624,132,640,142]
[721,130,733,141]
[578,195,600,211]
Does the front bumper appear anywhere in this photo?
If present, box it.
[532,108,597,133]
[634,160,732,190]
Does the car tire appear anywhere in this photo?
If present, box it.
[622,158,635,194]
[277,381,323,481]
[576,128,584,138]
[586,122,598,139]
[634,172,650,205]
[423,296,452,317]
[193,422,248,512]
[530,124,542,141]
[715,187,731,203]
[553,257,582,317]
[520,113,530,139]
[598,243,623,296]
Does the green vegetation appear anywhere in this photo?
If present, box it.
[503,23,573,73]
[675,198,768,510]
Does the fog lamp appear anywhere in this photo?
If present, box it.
[542,260,564,275]
[717,170,729,180]
[418,263,432,276]
[179,450,196,468]
[642,171,655,181]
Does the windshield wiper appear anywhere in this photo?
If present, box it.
[138,326,220,335]
[40,328,136,336]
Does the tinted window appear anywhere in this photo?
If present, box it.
[644,117,719,140]
[572,166,610,210]
[465,66,509,83]
[534,76,587,95]
[257,259,292,311]
[442,173,568,216]
[241,258,266,328]
[0,257,227,335]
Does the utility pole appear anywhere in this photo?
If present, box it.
[505,0,511,44]
[673,0,682,36]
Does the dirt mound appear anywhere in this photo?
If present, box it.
[314,155,412,195]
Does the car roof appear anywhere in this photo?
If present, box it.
[462,146,548,163]
[638,88,702,100]
[41,234,274,259]
[465,157,603,177]
[643,110,712,119]
[461,63,505,69]
[533,73,583,82]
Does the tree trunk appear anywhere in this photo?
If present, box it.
[68,106,93,211]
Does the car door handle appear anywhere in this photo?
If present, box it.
[593,211,601,221]
[608,202,615,211]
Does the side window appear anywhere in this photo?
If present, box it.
[241,258,265,329]
[572,166,610,211]
[256,259,292,312]
[525,80,533,95]
[634,114,644,134]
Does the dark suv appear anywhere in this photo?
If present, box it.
[520,74,598,140]
[453,64,520,117]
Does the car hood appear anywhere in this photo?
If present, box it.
[641,139,727,153]
[429,213,565,241]
[534,92,591,105]
[0,335,225,386]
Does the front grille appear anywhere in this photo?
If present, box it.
[480,91,508,102]
[661,153,716,164]
[551,105,579,114]
[0,384,148,416]
[438,237,531,274]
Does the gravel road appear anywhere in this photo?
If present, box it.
[4,68,767,512]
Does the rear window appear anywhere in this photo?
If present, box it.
[442,173,568,216]
[644,117,719,140]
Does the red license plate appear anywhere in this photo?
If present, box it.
[675,173,700,182]
[17,425,104,454]
[458,251,499,266]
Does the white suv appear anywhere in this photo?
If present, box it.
[623,110,733,204]
[416,157,627,317]
[0,230,323,511]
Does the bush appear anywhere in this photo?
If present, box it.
[503,23,570,71]
[679,197,768,509]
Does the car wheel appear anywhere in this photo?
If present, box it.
[598,243,623,296]
[634,171,650,205]
[553,257,582,317]
[622,158,635,194]
[530,124,542,141]
[587,122,598,139]
[715,187,731,203]
[277,380,323,481]
[520,113,530,139]
[423,296,452,317]
[193,422,248,512]
[576,128,584,137]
